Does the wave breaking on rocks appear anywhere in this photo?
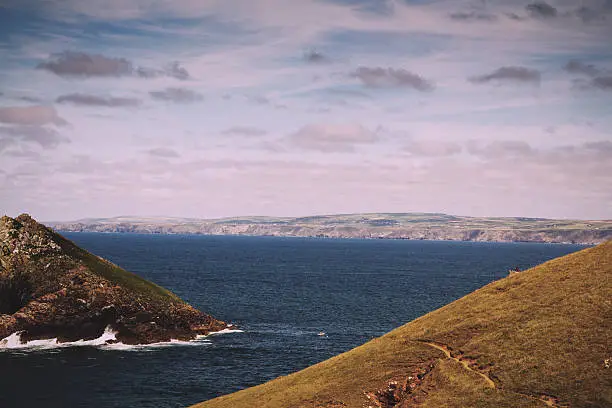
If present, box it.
[0,214,230,346]
[0,325,243,351]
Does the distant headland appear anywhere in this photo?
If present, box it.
[48,213,612,245]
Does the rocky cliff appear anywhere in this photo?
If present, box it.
[0,214,227,345]
[50,213,612,244]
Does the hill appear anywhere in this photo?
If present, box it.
[193,241,611,407]
[49,213,612,244]
[0,214,227,345]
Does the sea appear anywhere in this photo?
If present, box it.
[0,233,585,408]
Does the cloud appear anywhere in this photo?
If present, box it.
[526,2,558,19]
[37,51,191,80]
[467,140,534,158]
[0,148,41,159]
[37,51,133,77]
[350,67,434,91]
[0,138,13,152]
[583,140,612,155]
[469,66,541,85]
[148,147,180,158]
[591,76,612,91]
[54,155,107,175]
[564,60,600,77]
[163,62,190,81]
[0,126,67,151]
[56,93,141,107]
[245,95,271,105]
[149,88,203,103]
[504,12,526,21]
[135,62,191,80]
[3,0,612,221]
[573,6,607,23]
[520,2,611,23]
[303,50,330,64]
[0,105,68,126]
[287,123,379,152]
[449,11,498,22]
[18,96,42,103]
[222,94,276,106]
[404,140,462,157]
[222,126,268,136]
[572,75,612,92]
[325,88,371,99]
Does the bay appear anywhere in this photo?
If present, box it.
[0,234,584,408]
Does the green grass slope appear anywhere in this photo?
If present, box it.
[194,241,611,408]
[50,224,183,303]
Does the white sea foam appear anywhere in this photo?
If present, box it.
[99,336,213,351]
[0,326,119,350]
[0,325,242,352]
[205,327,244,336]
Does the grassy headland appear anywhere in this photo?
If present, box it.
[193,241,611,407]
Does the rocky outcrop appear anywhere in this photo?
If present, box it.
[0,214,227,345]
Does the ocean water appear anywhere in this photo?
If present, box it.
[0,234,584,408]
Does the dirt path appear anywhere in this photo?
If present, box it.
[424,342,496,388]
[422,341,563,407]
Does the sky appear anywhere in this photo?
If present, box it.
[0,0,611,221]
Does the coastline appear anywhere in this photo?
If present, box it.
[46,213,612,245]
[55,229,599,245]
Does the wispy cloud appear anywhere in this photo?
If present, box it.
[449,11,498,22]
[222,126,268,136]
[56,93,141,107]
[149,88,203,103]
[37,51,191,80]
[148,147,180,158]
[591,76,612,91]
[0,105,68,126]
[303,50,331,64]
[287,123,380,152]
[467,140,534,159]
[0,126,67,151]
[564,60,612,92]
[135,62,191,80]
[525,2,558,19]
[403,139,462,157]
[350,67,434,91]
[564,60,600,77]
[37,51,133,77]
[469,66,541,85]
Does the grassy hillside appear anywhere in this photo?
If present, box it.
[194,241,612,407]
[50,226,183,303]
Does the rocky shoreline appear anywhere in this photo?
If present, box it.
[0,214,228,346]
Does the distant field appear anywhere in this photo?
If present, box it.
[48,213,612,244]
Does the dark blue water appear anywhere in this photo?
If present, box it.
[0,234,584,408]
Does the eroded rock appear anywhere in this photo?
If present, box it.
[0,214,228,345]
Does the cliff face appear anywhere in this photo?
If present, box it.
[0,214,227,345]
[51,213,612,245]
